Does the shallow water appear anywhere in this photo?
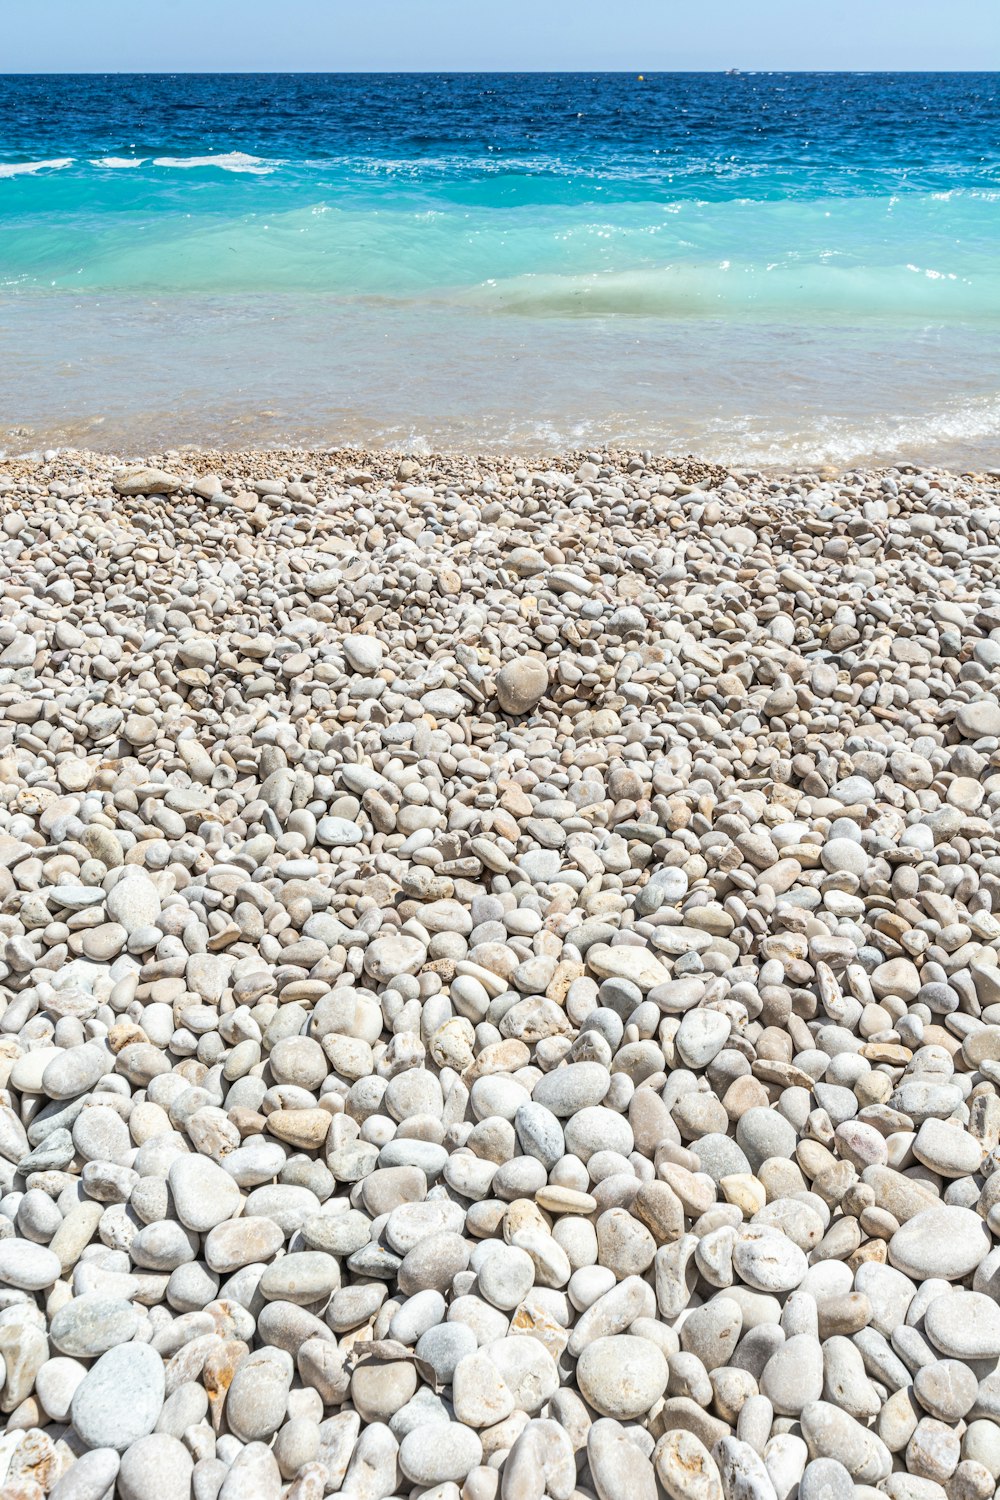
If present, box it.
[1,72,998,466]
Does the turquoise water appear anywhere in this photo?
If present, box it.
[1,73,998,464]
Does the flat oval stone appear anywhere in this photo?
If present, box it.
[398,1422,483,1483]
[107,870,162,933]
[398,1230,470,1295]
[912,1118,983,1178]
[476,1244,536,1311]
[389,1289,447,1347]
[912,1358,978,1422]
[532,1062,611,1117]
[587,944,672,992]
[853,1262,916,1337]
[10,1046,63,1093]
[41,1042,111,1100]
[384,1199,466,1255]
[924,1291,1000,1359]
[50,1295,142,1357]
[422,688,469,719]
[0,1239,61,1290]
[297,1340,351,1406]
[316,816,364,847]
[887,1082,964,1126]
[71,1341,166,1451]
[259,1251,340,1305]
[563,1107,634,1163]
[350,1356,417,1427]
[168,1154,242,1232]
[222,1139,288,1186]
[888,1206,990,1281]
[732,1229,808,1293]
[204,1216,285,1272]
[736,1108,798,1174]
[515,1102,565,1168]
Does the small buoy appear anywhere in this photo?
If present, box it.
[637,74,645,81]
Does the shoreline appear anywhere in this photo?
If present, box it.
[2,444,999,487]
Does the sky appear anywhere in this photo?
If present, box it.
[2,0,998,73]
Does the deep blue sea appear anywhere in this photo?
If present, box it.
[1,72,998,463]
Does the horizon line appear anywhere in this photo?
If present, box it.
[1,67,997,77]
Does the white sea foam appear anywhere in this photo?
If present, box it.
[0,158,73,179]
[706,391,1000,470]
[92,157,147,169]
[151,152,279,175]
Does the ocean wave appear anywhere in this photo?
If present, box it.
[0,158,73,179]
[151,152,280,174]
[0,176,996,311]
[91,157,147,169]
[464,262,1000,320]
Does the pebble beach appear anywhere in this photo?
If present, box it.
[3,444,1000,1500]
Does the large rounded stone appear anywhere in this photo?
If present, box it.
[50,1296,141,1358]
[888,1207,990,1281]
[363,934,427,983]
[732,1229,808,1293]
[0,1239,61,1290]
[117,1432,193,1500]
[496,656,549,715]
[168,1153,242,1232]
[71,1342,165,1451]
[225,1349,294,1443]
[924,1291,1000,1360]
[399,1422,483,1483]
[576,1335,668,1419]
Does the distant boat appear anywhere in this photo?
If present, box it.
[726,68,741,75]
